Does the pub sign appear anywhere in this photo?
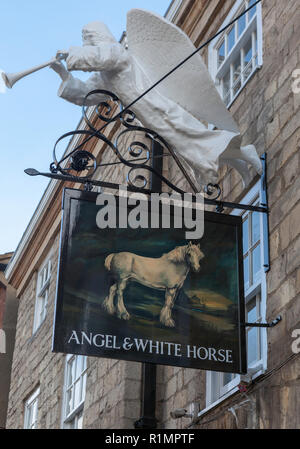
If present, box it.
[52,188,246,373]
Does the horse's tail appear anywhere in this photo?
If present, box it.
[104,253,114,272]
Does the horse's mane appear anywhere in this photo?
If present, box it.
[162,245,187,263]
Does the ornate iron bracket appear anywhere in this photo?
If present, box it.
[25,89,268,214]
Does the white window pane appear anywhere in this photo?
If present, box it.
[44,290,48,316]
[76,355,84,379]
[223,372,234,385]
[222,71,231,105]
[218,40,225,67]
[77,413,83,429]
[238,11,246,36]
[252,244,261,282]
[244,255,249,289]
[256,296,261,317]
[243,216,249,253]
[247,327,259,364]
[247,301,257,323]
[66,387,73,416]
[25,406,32,428]
[243,38,253,80]
[253,31,258,67]
[67,358,75,387]
[248,0,257,20]
[251,212,260,244]
[228,26,235,53]
[48,259,52,277]
[232,54,242,96]
[74,380,81,408]
[38,272,43,293]
[211,373,220,403]
[24,390,39,429]
[32,401,38,428]
[244,39,253,64]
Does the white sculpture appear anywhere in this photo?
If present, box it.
[50,9,262,190]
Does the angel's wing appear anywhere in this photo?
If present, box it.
[126,9,239,134]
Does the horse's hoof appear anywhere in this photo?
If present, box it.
[164,319,175,328]
[118,311,131,320]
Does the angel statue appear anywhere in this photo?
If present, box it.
[50,9,262,190]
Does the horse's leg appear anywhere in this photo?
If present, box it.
[116,278,130,320]
[102,283,117,315]
[160,287,178,328]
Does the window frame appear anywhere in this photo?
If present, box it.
[208,0,263,108]
[32,253,52,334]
[204,181,268,412]
[61,354,87,429]
[24,387,40,429]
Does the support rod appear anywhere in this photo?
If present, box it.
[25,169,269,214]
[242,315,282,328]
[134,136,161,430]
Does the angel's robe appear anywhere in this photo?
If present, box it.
[58,42,260,189]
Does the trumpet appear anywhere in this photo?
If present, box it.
[2,54,66,89]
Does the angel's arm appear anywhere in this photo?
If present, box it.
[58,72,109,106]
[66,43,129,73]
[49,59,108,106]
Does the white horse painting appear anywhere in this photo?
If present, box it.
[102,242,205,327]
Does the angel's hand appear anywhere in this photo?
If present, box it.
[56,50,69,61]
[50,60,70,82]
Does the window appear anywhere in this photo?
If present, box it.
[165,0,183,22]
[205,182,267,408]
[24,387,40,429]
[33,255,52,333]
[62,354,87,429]
[209,0,263,107]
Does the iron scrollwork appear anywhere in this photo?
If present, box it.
[24,90,272,215]
[48,89,196,195]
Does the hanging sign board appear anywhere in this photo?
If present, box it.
[53,188,246,373]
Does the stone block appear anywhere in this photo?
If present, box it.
[281,112,299,143]
[276,131,300,171]
[266,252,287,294]
[268,276,296,316]
[285,294,300,331]
[279,95,294,129]
[269,228,280,262]
[265,115,280,148]
[286,234,300,275]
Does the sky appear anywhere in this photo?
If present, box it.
[0,0,171,254]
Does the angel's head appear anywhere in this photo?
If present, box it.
[82,21,117,46]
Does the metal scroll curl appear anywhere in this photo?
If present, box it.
[203,183,222,200]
